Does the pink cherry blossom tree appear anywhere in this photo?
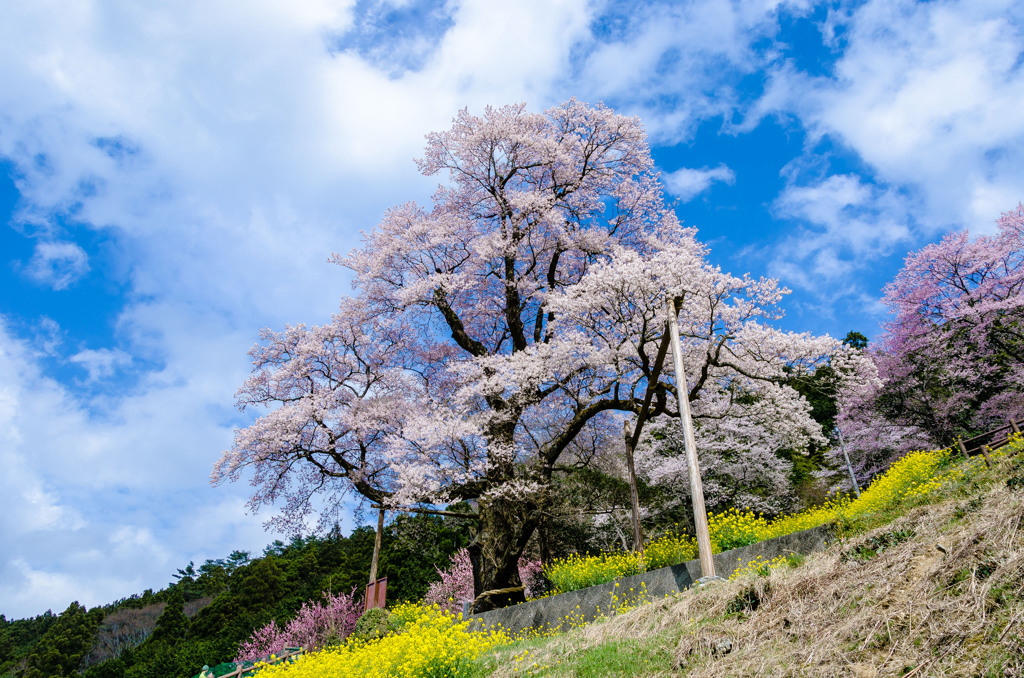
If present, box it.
[213,100,839,612]
[423,548,545,614]
[235,590,361,661]
[829,348,931,490]
[841,204,1024,454]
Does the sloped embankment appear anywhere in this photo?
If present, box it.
[482,449,1024,677]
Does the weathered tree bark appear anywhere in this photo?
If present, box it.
[468,494,541,612]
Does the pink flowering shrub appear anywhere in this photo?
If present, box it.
[423,549,546,614]
[517,558,545,598]
[235,589,361,661]
[422,549,474,614]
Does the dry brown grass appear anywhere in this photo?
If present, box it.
[483,453,1024,677]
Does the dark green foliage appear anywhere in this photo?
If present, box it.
[352,609,395,641]
[149,589,189,645]
[843,331,868,350]
[21,602,98,678]
[2,513,470,678]
[82,657,123,678]
[0,610,57,676]
[777,330,870,507]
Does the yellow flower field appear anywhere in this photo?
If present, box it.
[249,603,510,678]
[547,435,1024,592]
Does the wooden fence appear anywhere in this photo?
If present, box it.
[955,419,1021,467]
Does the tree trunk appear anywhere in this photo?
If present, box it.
[468,494,540,613]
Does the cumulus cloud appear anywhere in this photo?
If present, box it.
[752,0,1024,232]
[663,164,736,202]
[23,241,90,290]
[0,316,292,618]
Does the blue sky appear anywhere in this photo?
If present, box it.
[1,0,1022,619]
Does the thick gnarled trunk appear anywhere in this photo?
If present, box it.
[467,494,541,613]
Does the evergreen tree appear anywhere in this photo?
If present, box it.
[149,588,188,645]
[22,602,97,678]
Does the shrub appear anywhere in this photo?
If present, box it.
[352,608,395,642]
[235,590,361,661]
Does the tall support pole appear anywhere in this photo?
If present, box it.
[836,428,861,498]
[666,297,715,578]
[369,506,384,584]
[623,421,645,559]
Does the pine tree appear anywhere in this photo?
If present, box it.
[149,588,189,645]
[22,602,97,678]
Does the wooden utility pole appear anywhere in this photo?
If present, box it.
[623,421,645,559]
[666,297,715,578]
[836,428,861,498]
[369,506,384,584]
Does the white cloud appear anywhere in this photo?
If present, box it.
[725,0,1024,310]
[0,316,297,618]
[663,164,736,202]
[0,1,601,619]
[766,174,914,290]
[753,0,1024,232]
[566,0,817,144]
[23,241,90,289]
[69,347,132,381]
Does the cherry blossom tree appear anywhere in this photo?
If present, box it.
[213,100,839,612]
[842,204,1024,452]
[831,348,931,490]
[422,549,544,615]
[235,590,361,661]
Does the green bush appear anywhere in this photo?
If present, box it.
[352,609,396,641]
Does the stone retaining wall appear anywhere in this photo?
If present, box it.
[469,524,835,636]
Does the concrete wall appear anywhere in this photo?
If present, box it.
[468,524,835,636]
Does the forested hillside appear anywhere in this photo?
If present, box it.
[0,514,470,678]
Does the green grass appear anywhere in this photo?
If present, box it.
[468,624,677,678]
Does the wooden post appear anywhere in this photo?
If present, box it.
[836,428,861,498]
[1011,419,1020,435]
[666,297,715,579]
[623,421,645,559]
[956,437,969,460]
[369,507,384,584]
[980,444,993,468]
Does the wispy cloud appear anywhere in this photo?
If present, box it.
[69,347,132,382]
[751,0,1024,232]
[663,164,736,202]
[23,241,90,290]
[767,174,914,289]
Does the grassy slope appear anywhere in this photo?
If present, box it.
[473,447,1024,677]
